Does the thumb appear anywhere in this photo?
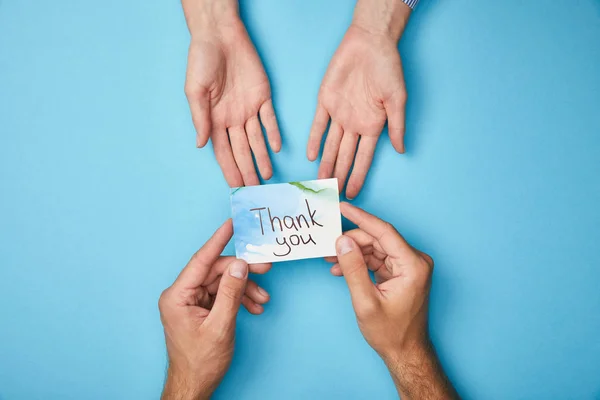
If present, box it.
[207,259,248,329]
[186,86,211,148]
[336,235,377,307]
[384,90,407,154]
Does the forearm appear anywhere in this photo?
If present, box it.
[352,0,412,42]
[384,341,460,400]
[181,0,242,37]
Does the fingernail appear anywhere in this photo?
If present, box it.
[196,136,201,148]
[336,236,353,256]
[257,286,268,297]
[229,260,248,279]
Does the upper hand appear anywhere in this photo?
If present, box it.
[184,9,281,187]
[159,220,271,399]
[307,23,408,200]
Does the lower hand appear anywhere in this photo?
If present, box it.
[159,220,271,399]
[328,203,459,399]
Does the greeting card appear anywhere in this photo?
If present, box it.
[231,179,341,263]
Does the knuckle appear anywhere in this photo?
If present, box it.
[400,91,408,103]
[213,146,228,162]
[344,260,368,276]
[190,249,208,266]
[383,222,397,235]
[422,252,434,269]
[260,106,276,120]
[416,251,434,272]
[414,257,434,286]
[346,182,360,196]
[158,289,171,312]
[263,110,276,120]
[245,115,260,128]
[184,84,197,99]
[242,171,258,184]
[390,125,405,136]
[395,89,408,103]
[337,152,353,166]
[220,284,241,302]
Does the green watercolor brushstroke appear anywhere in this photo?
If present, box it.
[288,181,326,194]
[232,182,331,197]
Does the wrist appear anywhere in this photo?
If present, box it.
[352,0,412,42]
[381,338,434,376]
[182,0,242,38]
[162,366,213,400]
[383,340,458,399]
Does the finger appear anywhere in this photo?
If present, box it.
[229,126,260,186]
[259,100,282,153]
[340,202,413,259]
[331,253,385,277]
[317,121,343,179]
[384,90,407,154]
[207,259,248,328]
[205,258,271,287]
[342,229,376,248]
[343,230,386,260]
[212,129,243,187]
[346,136,378,200]
[242,296,265,315]
[365,254,386,273]
[333,132,359,193]
[330,263,342,276]
[174,220,233,290]
[324,228,376,264]
[336,235,377,307]
[244,279,270,305]
[185,86,211,148]
[245,116,273,180]
[205,276,269,305]
[372,248,387,260]
[307,103,330,161]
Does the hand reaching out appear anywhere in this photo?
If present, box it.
[307,0,411,200]
[159,220,271,399]
[183,1,281,187]
[327,203,459,399]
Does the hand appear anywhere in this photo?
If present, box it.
[159,220,271,400]
[183,0,281,187]
[307,0,411,199]
[327,203,459,399]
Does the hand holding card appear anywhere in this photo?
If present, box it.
[231,179,342,263]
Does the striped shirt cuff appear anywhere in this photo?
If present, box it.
[403,0,419,9]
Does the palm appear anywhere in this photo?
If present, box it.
[308,26,407,199]
[187,39,270,128]
[321,27,403,137]
[185,28,281,187]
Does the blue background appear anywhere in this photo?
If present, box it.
[1,0,599,398]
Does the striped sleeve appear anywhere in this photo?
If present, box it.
[402,0,419,9]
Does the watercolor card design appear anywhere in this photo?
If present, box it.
[230,178,342,264]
